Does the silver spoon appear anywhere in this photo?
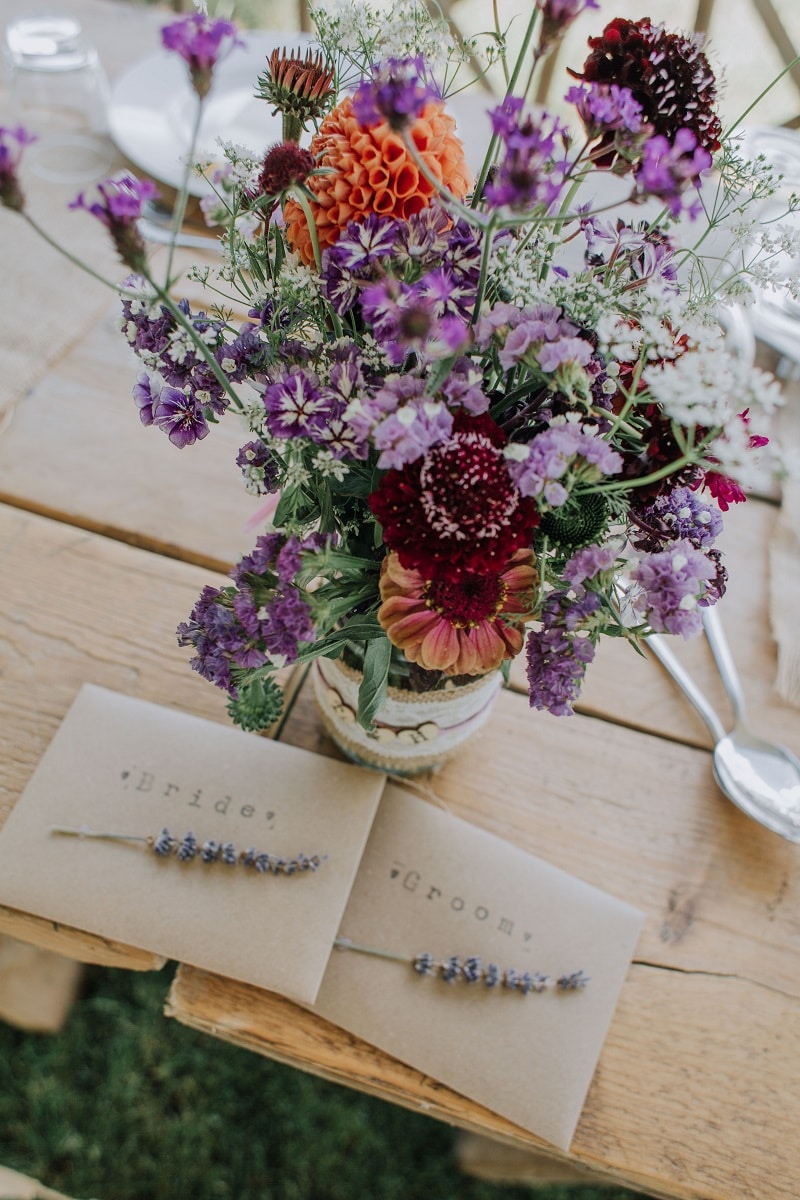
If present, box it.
[646,614,800,843]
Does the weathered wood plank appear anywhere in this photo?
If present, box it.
[0,504,294,965]
[165,962,800,1200]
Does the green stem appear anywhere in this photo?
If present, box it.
[147,278,243,412]
[472,8,540,208]
[724,54,800,138]
[290,186,323,271]
[164,96,205,287]
[471,212,499,320]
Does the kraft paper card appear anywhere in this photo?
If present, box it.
[0,684,384,1004]
[312,784,644,1150]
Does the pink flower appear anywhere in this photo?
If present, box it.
[377,549,537,676]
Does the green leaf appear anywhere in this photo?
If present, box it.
[356,636,392,731]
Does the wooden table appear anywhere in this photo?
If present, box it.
[1,3,799,1197]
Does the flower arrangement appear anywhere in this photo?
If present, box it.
[3,1,795,737]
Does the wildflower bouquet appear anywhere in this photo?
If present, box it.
[3,1,792,738]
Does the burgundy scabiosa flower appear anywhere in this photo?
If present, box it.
[70,172,158,271]
[572,17,722,168]
[258,142,315,198]
[377,548,537,676]
[369,411,539,581]
[161,14,241,99]
[0,125,36,211]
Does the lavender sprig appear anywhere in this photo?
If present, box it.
[50,826,325,875]
[335,939,588,995]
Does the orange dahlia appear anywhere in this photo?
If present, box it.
[377,549,537,677]
[283,95,472,265]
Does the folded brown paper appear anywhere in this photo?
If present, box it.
[0,685,384,1004]
[0,685,643,1149]
[313,783,644,1150]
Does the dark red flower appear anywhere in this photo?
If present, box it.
[368,412,539,581]
[573,17,721,167]
[258,142,315,197]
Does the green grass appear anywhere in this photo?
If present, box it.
[0,965,651,1200]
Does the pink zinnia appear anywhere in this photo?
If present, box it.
[377,550,537,676]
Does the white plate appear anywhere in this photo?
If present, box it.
[108,31,311,196]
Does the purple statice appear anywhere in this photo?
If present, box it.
[236,440,281,495]
[359,277,469,365]
[634,128,712,219]
[526,593,597,716]
[632,485,723,552]
[562,543,619,590]
[490,302,592,374]
[160,14,241,99]
[484,98,569,212]
[353,56,438,131]
[439,358,490,415]
[70,172,158,270]
[262,367,330,439]
[629,539,717,637]
[132,370,159,426]
[217,327,268,383]
[506,424,622,506]
[152,385,209,448]
[177,585,249,692]
[0,125,36,211]
[346,373,454,469]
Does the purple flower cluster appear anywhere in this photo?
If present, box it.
[0,125,35,211]
[507,424,622,506]
[525,591,598,716]
[133,371,210,447]
[632,485,723,552]
[70,172,158,270]
[360,276,469,365]
[346,373,454,469]
[322,206,482,326]
[262,346,373,460]
[629,539,716,637]
[236,441,281,495]
[177,531,328,692]
[121,288,238,445]
[161,14,242,99]
[484,98,569,212]
[565,82,644,139]
[580,217,678,291]
[635,128,712,218]
[353,56,438,131]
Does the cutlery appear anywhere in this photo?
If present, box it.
[647,614,800,842]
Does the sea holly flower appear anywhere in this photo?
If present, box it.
[353,56,438,132]
[0,125,36,211]
[70,172,158,271]
[160,14,242,99]
[377,548,537,676]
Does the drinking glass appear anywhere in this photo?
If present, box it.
[3,12,114,183]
